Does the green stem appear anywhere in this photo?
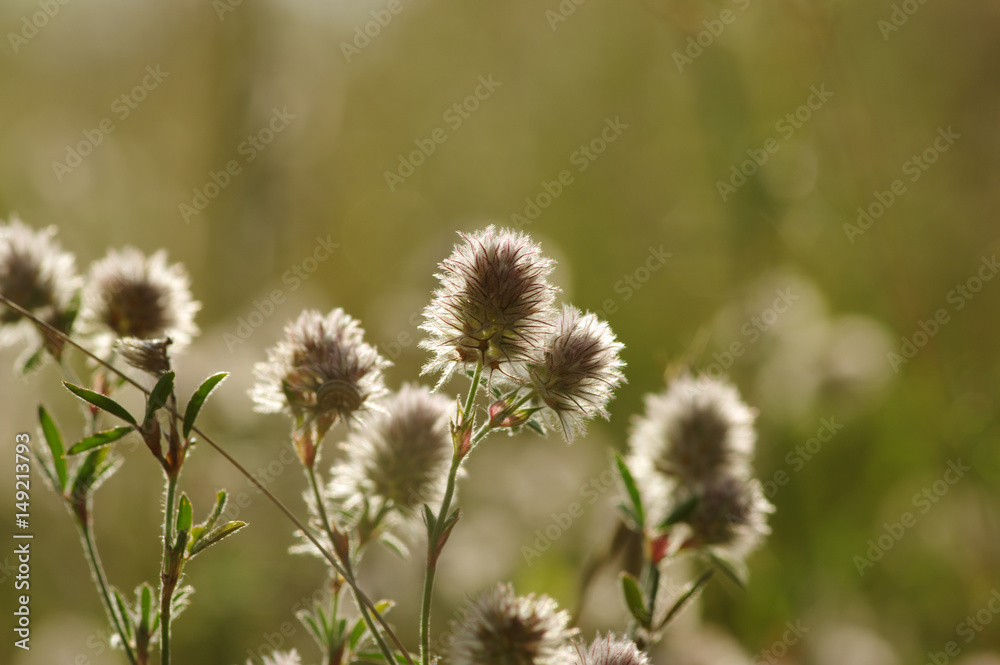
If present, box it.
[308,468,397,665]
[420,365,485,665]
[77,522,140,665]
[160,475,178,665]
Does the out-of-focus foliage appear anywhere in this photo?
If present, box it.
[1,1,998,664]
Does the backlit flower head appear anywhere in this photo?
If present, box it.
[450,583,578,665]
[528,305,626,443]
[329,384,453,525]
[116,336,172,376]
[571,635,649,665]
[627,373,756,521]
[251,308,390,465]
[420,226,558,386]
[82,247,200,349]
[0,217,79,327]
[681,474,773,561]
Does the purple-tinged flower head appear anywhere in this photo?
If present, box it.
[420,226,559,386]
[627,373,756,523]
[528,305,626,443]
[82,247,200,350]
[251,308,390,466]
[329,384,453,528]
[115,337,172,376]
[571,635,650,665]
[681,474,773,561]
[450,583,578,665]
[0,217,80,358]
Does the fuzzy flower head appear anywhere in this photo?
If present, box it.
[252,309,390,465]
[681,474,774,561]
[450,583,578,665]
[0,217,79,326]
[82,247,200,350]
[329,384,453,526]
[528,305,626,442]
[628,373,756,520]
[420,226,558,385]
[115,337,172,376]
[572,635,650,665]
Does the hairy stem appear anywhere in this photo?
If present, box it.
[0,295,415,665]
[308,468,397,665]
[77,522,139,665]
[420,364,483,665]
[159,474,178,665]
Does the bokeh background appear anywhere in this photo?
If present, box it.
[2,0,1000,663]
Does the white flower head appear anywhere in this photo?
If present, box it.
[0,217,79,326]
[450,583,578,665]
[328,384,453,526]
[528,305,626,442]
[571,634,650,665]
[681,474,774,561]
[420,226,559,386]
[82,247,200,350]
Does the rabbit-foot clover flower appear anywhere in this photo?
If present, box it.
[251,308,390,467]
[328,384,453,532]
[420,226,559,386]
[627,373,756,523]
[449,582,578,665]
[528,305,626,443]
[82,247,200,350]
[115,337,173,376]
[681,474,773,562]
[572,635,650,665]
[0,217,81,360]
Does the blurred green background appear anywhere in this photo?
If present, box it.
[2,0,999,663]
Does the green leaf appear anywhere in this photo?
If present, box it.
[144,371,175,422]
[349,617,368,650]
[66,426,134,455]
[63,382,137,426]
[183,372,228,438]
[614,453,645,529]
[660,495,699,529]
[188,521,247,557]
[191,490,228,542]
[112,588,134,642]
[378,531,410,558]
[706,552,746,589]
[524,419,546,436]
[620,572,651,628]
[299,610,326,650]
[18,347,45,375]
[138,583,153,635]
[38,406,68,492]
[71,448,114,500]
[658,569,715,629]
[177,493,193,534]
[422,504,436,532]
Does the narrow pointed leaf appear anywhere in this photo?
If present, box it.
[298,610,325,649]
[422,504,436,532]
[139,583,153,635]
[145,371,175,422]
[660,495,699,529]
[183,372,228,438]
[38,405,68,491]
[658,569,715,629]
[67,426,134,455]
[188,521,247,557]
[707,552,746,589]
[63,382,137,426]
[18,347,45,375]
[620,572,650,627]
[349,617,367,650]
[112,588,134,641]
[177,493,193,533]
[614,453,645,529]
